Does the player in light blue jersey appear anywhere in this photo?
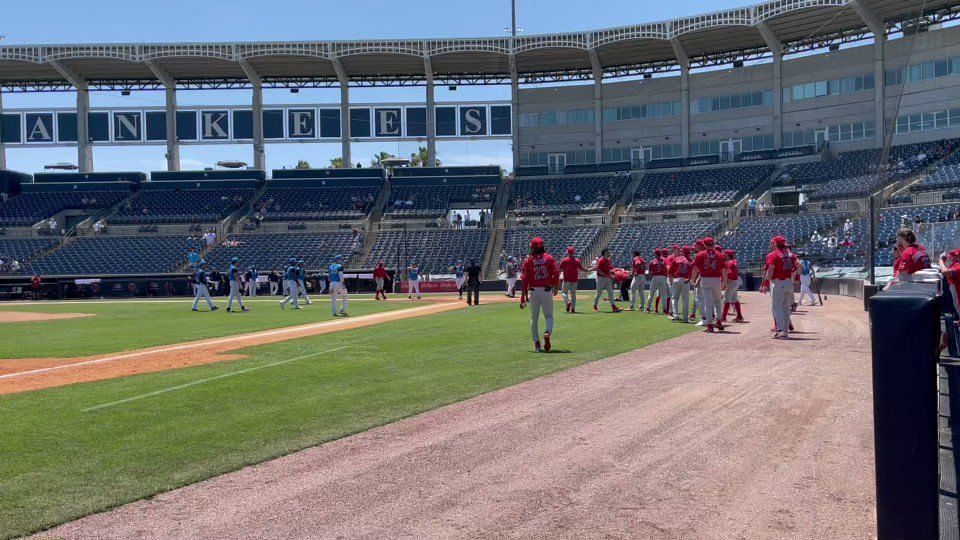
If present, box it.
[280,257,302,310]
[407,262,421,299]
[329,254,348,316]
[798,252,817,306]
[226,257,249,312]
[452,260,466,300]
[191,260,218,312]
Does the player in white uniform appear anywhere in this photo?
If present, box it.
[329,255,348,316]
[452,260,466,300]
[407,263,422,299]
[505,256,519,297]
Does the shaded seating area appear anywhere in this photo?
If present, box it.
[365,229,488,274]
[607,221,722,268]
[204,232,358,271]
[632,165,773,211]
[501,226,603,261]
[510,174,629,215]
[25,235,202,275]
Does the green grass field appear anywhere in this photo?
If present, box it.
[0,295,696,539]
[0,296,422,358]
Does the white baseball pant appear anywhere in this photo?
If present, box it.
[630,275,646,310]
[330,282,348,315]
[700,277,723,326]
[298,279,312,304]
[646,275,669,312]
[409,279,421,298]
[528,287,555,343]
[562,281,578,310]
[799,274,815,305]
[227,281,245,310]
[506,277,518,296]
[269,281,278,295]
[594,276,615,308]
[280,279,300,309]
[724,279,740,304]
[671,279,690,322]
[771,279,794,335]
[192,284,215,310]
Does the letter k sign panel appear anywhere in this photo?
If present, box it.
[375,108,402,137]
[200,110,230,140]
[459,106,487,136]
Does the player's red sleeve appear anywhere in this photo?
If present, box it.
[552,257,561,288]
[521,258,531,297]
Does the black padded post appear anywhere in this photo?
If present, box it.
[869,283,940,540]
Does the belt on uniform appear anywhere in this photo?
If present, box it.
[531,286,553,292]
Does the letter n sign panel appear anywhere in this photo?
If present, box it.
[459,106,487,136]
[375,108,402,137]
[201,110,230,140]
[114,112,142,141]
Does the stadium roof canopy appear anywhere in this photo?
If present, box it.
[0,0,957,92]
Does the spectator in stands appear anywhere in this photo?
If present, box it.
[748,197,757,217]
[810,231,823,244]
[479,210,487,229]
[454,213,463,229]
[93,219,105,234]
[10,260,19,274]
[827,235,838,249]
[843,219,853,234]
[49,218,58,234]
[894,228,932,281]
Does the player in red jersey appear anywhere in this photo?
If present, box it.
[520,237,561,352]
[690,236,728,333]
[646,248,670,314]
[629,250,647,310]
[668,247,693,322]
[894,228,932,281]
[558,246,589,313]
[721,249,745,323]
[373,261,389,300]
[760,235,800,339]
[591,248,622,313]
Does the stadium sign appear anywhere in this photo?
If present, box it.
[0,102,511,146]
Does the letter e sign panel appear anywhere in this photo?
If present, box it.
[459,106,487,136]
[374,108,402,137]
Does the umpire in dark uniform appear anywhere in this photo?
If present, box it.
[465,259,482,306]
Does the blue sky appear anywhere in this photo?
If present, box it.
[0,0,746,173]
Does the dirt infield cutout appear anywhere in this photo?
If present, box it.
[0,312,95,323]
[0,300,476,395]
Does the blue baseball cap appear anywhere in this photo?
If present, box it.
[230,257,238,263]
[289,257,297,264]
[199,259,206,266]
[333,254,342,261]
[298,258,305,264]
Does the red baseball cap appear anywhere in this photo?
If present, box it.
[682,246,692,254]
[771,235,787,247]
[695,239,704,247]
[702,236,714,246]
[724,249,737,257]
[530,237,545,249]
[567,246,575,254]
[672,244,681,250]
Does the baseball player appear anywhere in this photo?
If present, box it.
[373,261,389,300]
[329,254,348,316]
[668,248,693,323]
[225,257,249,312]
[519,237,560,352]
[187,248,201,296]
[629,251,647,311]
[452,260,466,300]
[721,249,745,323]
[247,266,259,297]
[797,253,816,306]
[645,249,669,314]
[407,262,421,299]
[296,259,313,305]
[504,256,519,298]
[191,260,218,312]
[591,248,622,313]
[558,247,587,313]
[280,257,302,310]
[759,235,798,339]
[690,237,726,333]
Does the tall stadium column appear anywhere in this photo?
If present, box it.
[333,57,352,167]
[852,0,886,147]
[0,86,6,170]
[758,22,783,149]
[588,48,603,164]
[51,61,92,172]
[424,54,436,167]
[509,54,520,172]
[239,60,266,171]
[146,60,180,171]
[670,38,690,159]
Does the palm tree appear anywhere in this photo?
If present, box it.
[295,159,311,169]
[329,157,344,169]
[410,146,440,167]
[371,151,395,168]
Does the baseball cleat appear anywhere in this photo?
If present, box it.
[566,302,571,313]
[593,305,599,312]
[543,332,552,352]
[789,323,795,331]
[534,341,542,352]
[192,308,199,312]
[643,309,651,314]
[695,320,705,326]
[226,307,233,312]
[734,317,745,323]
[611,306,623,313]
[704,325,715,333]
[211,306,219,311]
[241,307,249,312]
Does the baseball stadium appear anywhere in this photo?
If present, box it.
[0,0,958,537]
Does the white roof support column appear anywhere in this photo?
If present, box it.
[852,0,887,147]
[332,56,351,168]
[758,21,783,150]
[670,37,690,159]
[51,61,92,172]
[509,54,520,173]
[0,86,6,171]
[588,47,604,165]
[239,59,265,171]
[424,53,436,167]
[146,60,180,172]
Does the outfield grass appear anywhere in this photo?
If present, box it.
[0,297,696,539]
[0,297,421,358]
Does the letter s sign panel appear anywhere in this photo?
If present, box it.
[458,106,487,136]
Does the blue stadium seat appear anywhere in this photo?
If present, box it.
[632,165,773,211]
[510,174,629,215]
[25,236,203,275]
[0,190,127,227]
[365,229,488,274]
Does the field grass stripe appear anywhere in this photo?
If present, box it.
[81,345,353,413]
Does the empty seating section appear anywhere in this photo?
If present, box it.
[113,187,255,224]
[204,232,357,271]
[633,165,773,211]
[386,180,498,217]
[781,140,959,199]
[914,153,960,191]
[365,229,488,274]
[256,186,379,221]
[0,190,127,226]
[607,221,722,268]
[510,174,629,215]
[501,226,603,261]
[25,236,201,275]
[0,237,58,270]
[723,213,845,266]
